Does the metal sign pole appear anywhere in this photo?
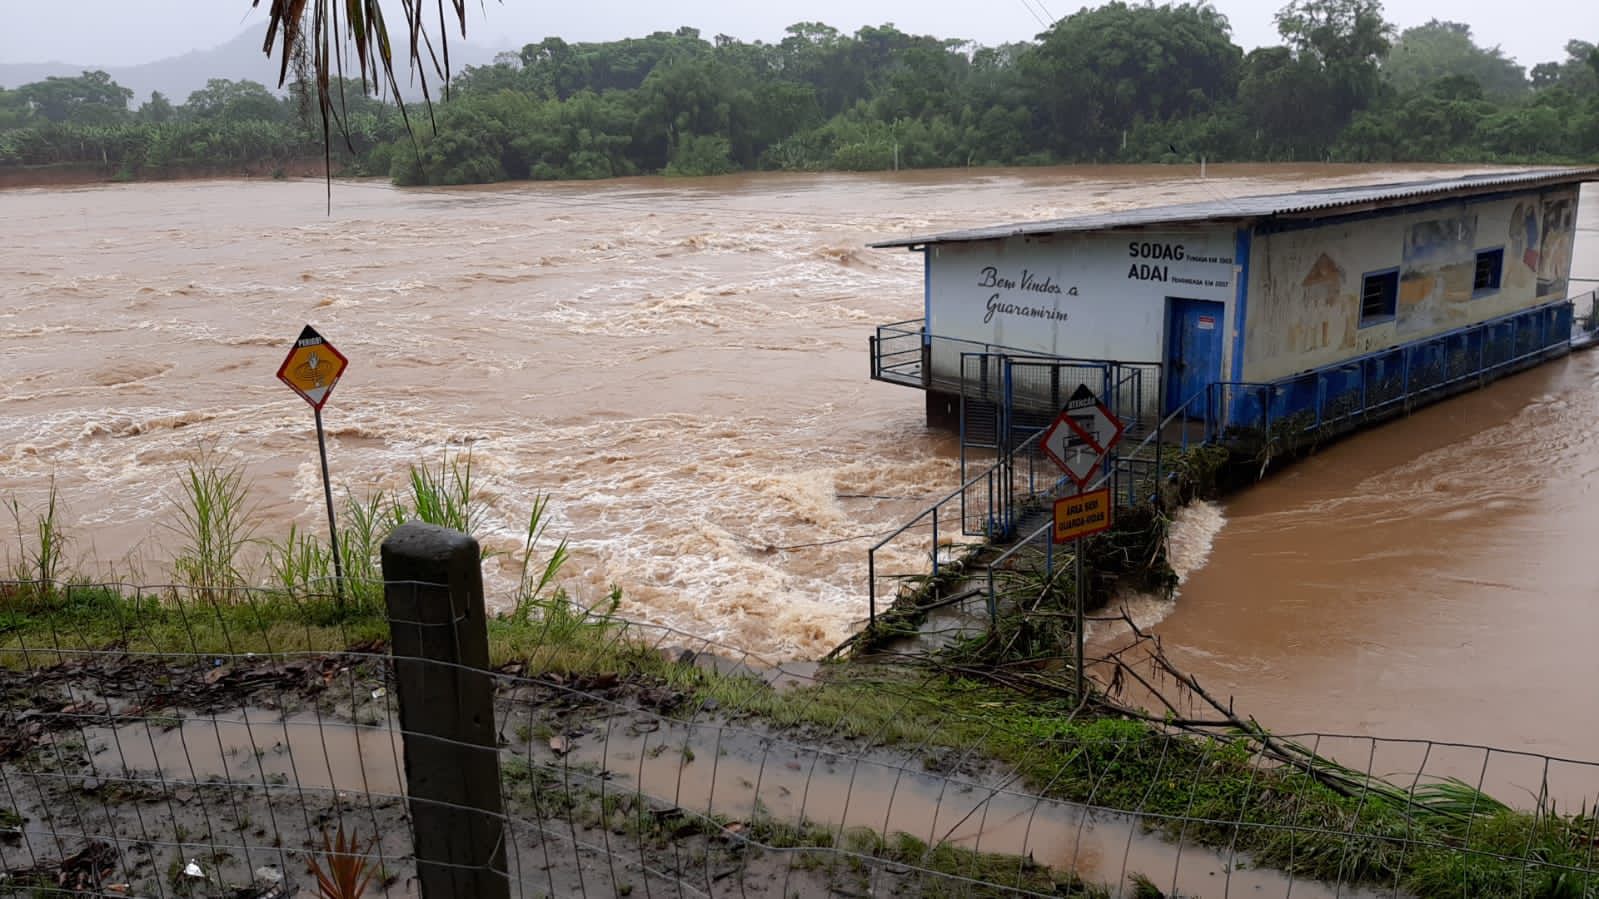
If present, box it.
[314,406,345,605]
[1074,536,1086,702]
[277,324,351,606]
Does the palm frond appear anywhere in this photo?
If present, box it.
[252,0,478,201]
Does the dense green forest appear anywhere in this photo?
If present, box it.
[3,0,1597,184]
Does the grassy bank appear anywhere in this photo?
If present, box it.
[5,578,1597,897]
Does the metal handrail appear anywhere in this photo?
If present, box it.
[866,427,1045,625]
[983,384,1215,620]
[1204,296,1578,443]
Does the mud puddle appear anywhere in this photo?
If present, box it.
[82,709,407,796]
[506,683,1391,898]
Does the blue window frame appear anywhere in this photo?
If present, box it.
[1473,247,1504,296]
[1360,268,1399,327]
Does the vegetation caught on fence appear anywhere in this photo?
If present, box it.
[3,2,1597,184]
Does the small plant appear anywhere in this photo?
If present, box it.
[264,523,336,597]
[168,448,257,594]
[513,492,569,621]
[305,824,376,899]
[5,476,68,600]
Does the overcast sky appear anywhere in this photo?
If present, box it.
[2,0,1594,71]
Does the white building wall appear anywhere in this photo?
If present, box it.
[925,228,1240,383]
[1243,187,1581,383]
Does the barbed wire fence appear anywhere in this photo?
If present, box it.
[2,522,1598,898]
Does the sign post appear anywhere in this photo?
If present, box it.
[276,325,351,602]
[1040,385,1125,702]
[1054,487,1112,702]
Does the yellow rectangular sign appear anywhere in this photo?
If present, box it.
[1053,488,1112,544]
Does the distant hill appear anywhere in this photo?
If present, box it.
[0,25,508,105]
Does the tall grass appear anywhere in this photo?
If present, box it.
[256,450,570,613]
[513,492,569,620]
[11,446,573,619]
[337,490,390,607]
[399,450,482,536]
[264,523,336,596]
[5,476,68,599]
[168,450,257,593]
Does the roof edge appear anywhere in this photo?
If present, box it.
[870,166,1599,251]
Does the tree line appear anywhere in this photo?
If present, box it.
[0,73,398,177]
[3,0,1597,185]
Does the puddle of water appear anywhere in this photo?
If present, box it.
[83,710,406,797]
[71,704,1399,896]
[525,714,1389,898]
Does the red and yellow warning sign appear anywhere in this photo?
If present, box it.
[1053,488,1112,544]
[276,324,348,410]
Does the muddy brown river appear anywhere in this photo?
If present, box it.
[3,164,1595,770]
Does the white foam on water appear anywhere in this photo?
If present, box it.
[1090,500,1227,639]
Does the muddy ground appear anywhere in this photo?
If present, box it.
[0,649,1375,898]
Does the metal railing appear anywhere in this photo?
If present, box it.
[1571,287,1599,342]
[870,320,1026,391]
[983,387,1213,620]
[1202,297,1576,450]
[870,321,1164,420]
[866,359,1177,628]
[868,318,925,387]
[865,428,1047,626]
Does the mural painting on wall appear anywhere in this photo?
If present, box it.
[1397,213,1477,335]
[1537,195,1577,298]
[1248,246,1354,369]
[1509,201,1541,279]
[1295,252,1355,353]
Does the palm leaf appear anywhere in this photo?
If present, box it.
[252,0,480,201]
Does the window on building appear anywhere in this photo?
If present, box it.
[1360,270,1399,325]
[1473,248,1504,294]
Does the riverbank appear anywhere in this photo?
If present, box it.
[3,576,1595,897]
[0,158,329,189]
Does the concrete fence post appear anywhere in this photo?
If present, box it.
[380,522,510,899]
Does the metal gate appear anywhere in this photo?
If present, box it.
[958,354,1161,537]
[958,352,1006,535]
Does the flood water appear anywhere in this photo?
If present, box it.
[4,164,1597,774]
[1146,302,1599,787]
[1123,188,1599,800]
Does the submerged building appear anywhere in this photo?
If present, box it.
[869,168,1598,458]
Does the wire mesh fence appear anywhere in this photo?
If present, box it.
[4,568,1599,899]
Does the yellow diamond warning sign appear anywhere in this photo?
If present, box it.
[276,325,348,410]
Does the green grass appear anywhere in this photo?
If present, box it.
[168,449,257,593]
[399,449,483,537]
[512,492,569,621]
[6,476,68,598]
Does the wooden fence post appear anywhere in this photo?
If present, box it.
[380,522,509,899]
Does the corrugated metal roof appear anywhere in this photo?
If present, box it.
[870,167,1599,249]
